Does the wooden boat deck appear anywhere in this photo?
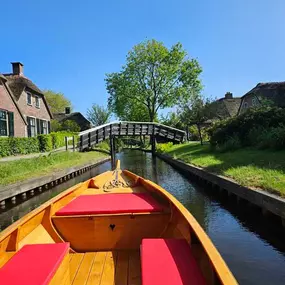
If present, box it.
[69,250,141,285]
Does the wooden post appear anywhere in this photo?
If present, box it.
[79,135,83,151]
[65,136,68,151]
[151,124,156,155]
[88,132,91,148]
[110,135,116,169]
[72,136,75,152]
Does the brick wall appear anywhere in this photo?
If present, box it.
[0,83,26,137]
[17,90,51,121]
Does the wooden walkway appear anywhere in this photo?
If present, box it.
[69,251,141,285]
[78,121,186,150]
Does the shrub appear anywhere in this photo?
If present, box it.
[156,142,174,153]
[257,125,285,150]
[38,135,53,152]
[189,125,209,141]
[0,137,39,157]
[209,107,285,149]
[50,131,79,149]
[216,134,241,152]
[61,120,80,132]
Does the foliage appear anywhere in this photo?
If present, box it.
[0,151,107,186]
[215,134,241,152]
[160,112,185,129]
[60,120,80,132]
[178,93,213,145]
[0,131,78,157]
[156,142,174,153]
[43,90,72,114]
[189,125,209,141]
[0,137,39,157]
[50,119,62,132]
[106,39,202,122]
[38,135,53,152]
[50,119,80,132]
[208,107,285,149]
[87,104,111,126]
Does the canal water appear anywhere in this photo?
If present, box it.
[1,150,285,285]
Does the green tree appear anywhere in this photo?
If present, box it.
[106,39,202,122]
[160,112,185,130]
[87,104,111,126]
[61,120,80,132]
[43,90,72,114]
[178,93,211,145]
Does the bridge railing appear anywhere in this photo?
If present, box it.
[78,121,185,150]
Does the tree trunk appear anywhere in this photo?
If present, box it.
[197,123,203,145]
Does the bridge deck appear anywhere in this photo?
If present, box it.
[79,121,185,150]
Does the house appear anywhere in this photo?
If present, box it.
[53,107,91,131]
[238,82,285,114]
[208,92,241,120]
[0,62,52,137]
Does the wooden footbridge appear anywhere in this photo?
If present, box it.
[79,121,186,164]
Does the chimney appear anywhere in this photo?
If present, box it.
[225,92,233,99]
[11,62,24,76]
[65,107,71,114]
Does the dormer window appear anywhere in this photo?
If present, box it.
[35,96,40,108]
[27,92,32,105]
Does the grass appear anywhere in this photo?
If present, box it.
[161,142,285,196]
[0,151,108,186]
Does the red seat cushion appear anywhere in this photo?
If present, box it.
[55,193,165,216]
[141,239,206,285]
[0,243,69,285]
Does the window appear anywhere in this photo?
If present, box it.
[244,102,248,109]
[252,97,258,107]
[27,92,32,105]
[35,96,40,108]
[42,120,47,134]
[27,117,36,137]
[0,110,7,136]
[0,110,14,137]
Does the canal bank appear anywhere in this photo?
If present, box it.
[156,153,285,225]
[0,150,285,285]
[0,155,110,206]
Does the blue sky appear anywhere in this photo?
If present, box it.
[0,0,284,117]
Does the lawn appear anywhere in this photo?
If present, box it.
[0,151,108,186]
[161,142,285,196]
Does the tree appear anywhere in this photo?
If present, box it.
[87,104,111,126]
[61,120,80,132]
[106,39,202,122]
[160,112,185,130]
[178,93,212,145]
[43,90,72,114]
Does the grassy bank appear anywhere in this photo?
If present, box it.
[160,142,285,196]
[0,151,108,186]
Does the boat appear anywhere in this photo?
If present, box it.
[0,160,238,285]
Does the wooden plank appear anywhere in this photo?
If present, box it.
[100,251,117,285]
[69,253,84,283]
[128,251,141,285]
[72,252,96,285]
[86,251,107,285]
[114,251,129,284]
[0,251,15,267]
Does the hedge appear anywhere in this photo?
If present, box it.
[208,107,285,150]
[0,131,78,158]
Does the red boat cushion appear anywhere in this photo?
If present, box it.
[0,243,69,285]
[55,193,165,216]
[141,239,207,285]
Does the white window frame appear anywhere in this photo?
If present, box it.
[27,92,32,106]
[35,96,40,108]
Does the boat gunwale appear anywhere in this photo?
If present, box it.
[123,169,238,285]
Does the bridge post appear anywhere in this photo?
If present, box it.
[151,123,156,155]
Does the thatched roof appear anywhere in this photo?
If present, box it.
[3,74,43,99]
[242,82,285,107]
[210,97,241,119]
[53,112,91,131]
[3,74,53,118]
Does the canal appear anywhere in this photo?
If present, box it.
[1,150,285,284]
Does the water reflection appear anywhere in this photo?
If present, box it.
[0,150,285,285]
